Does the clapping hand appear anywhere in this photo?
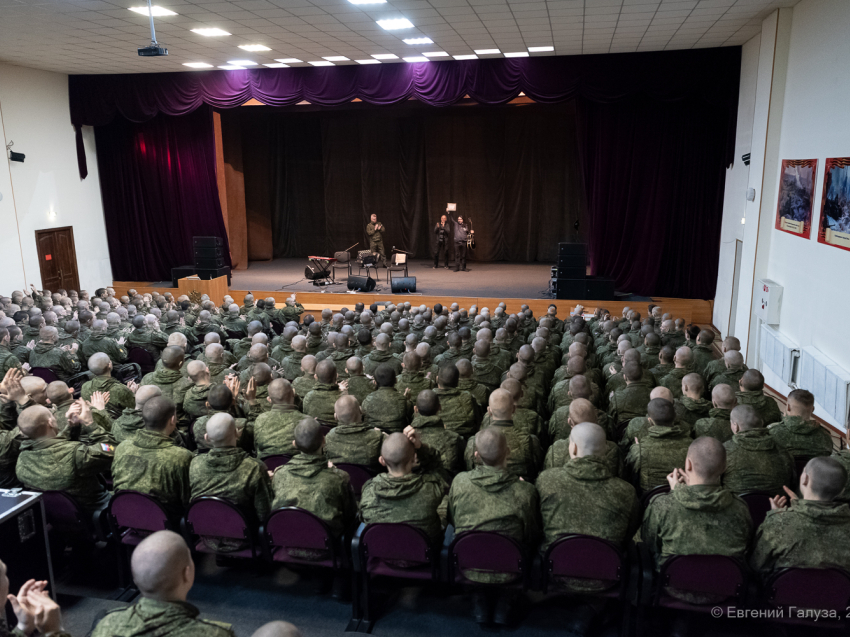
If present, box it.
[26,340,36,350]
[117,336,126,346]
[127,380,140,395]
[244,377,257,403]
[90,391,110,411]
[66,399,93,427]
[769,486,799,510]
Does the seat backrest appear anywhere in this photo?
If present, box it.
[661,555,745,600]
[109,490,171,532]
[112,363,142,385]
[226,329,243,341]
[362,523,432,564]
[187,497,251,540]
[545,534,623,583]
[451,532,525,579]
[640,484,671,510]
[30,367,60,384]
[40,490,89,533]
[127,347,156,374]
[334,463,376,497]
[739,491,773,528]
[264,507,333,553]
[262,455,292,471]
[770,567,850,612]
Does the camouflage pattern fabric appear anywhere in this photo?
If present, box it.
[253,404,306,459]
[768,416,834,460]
[362,387,414,434]
[90,598,234,637]
[722,428,795,495]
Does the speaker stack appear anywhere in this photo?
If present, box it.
[552,243,615,300]
[193,236,231,282]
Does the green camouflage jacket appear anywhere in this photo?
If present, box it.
[608,380,653,424]
[434,387,480,440]
[464,419,541,480]
[183,383,211,421]
[736,390,783,428]
[190,446,273,522]
[675,396,712,427]
[346,374,376,405]
[395,371,434,399]
[127,327,169,361]
[0,427,22,488]
[292,375,316,402]
[324,422,385,472]
[80,332,128,365]
[471,355,502,393]
[82,375,136,420]
[650,362,675,386]
[112,429,193,514]
[482,408,542,438]
[834,450,850,504]
[279,351,306,382]
[410,414,463,480]
[28,342,80,381]
[302,382,342,426]
[252,403,305,459]
[693,407,733,442]
[363,350,402,376]
[750,499,850,578]
[690,344,716,377]
[704,358,748,387]
[112,408,180,447]
[271,453,357,538]
[709,367,746,392]
[626,424,692,492]
[660,368,689,399]
[362,387,414,434]
[0,346,22,377]
[548,405,612,443]
[722,428,795,495]
[193,411,249,452]
[90,598,234,637]
[457,377,487,408]
[543,439,622,478]
[768,415,834,460]
[141,368,193,430]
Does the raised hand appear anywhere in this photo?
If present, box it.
[25,587,64,636]
[403,425,421,449]
[126,380,139,394]
[117,336,126,346]
[26,340,36,350]
[245,376,257,402]
[89,391,110,411]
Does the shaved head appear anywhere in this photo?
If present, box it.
[650,386,674,403]
[268,378,294,405]
[315,359,337,384]
[160,346,185,370]
[186,360,208,383]
[570,422,607,458]
[206,413,237,447]
[724,350,744,369]
[712,384,737,410]
[569,398,597,425]
[134,385,162,409]
[488,388,515,420]
[805,457,847,501]
[730,404,762,431]
[334,395,361,426]
[346,357,364,376]
[475,428,508,466]
[131,531,194,599]
[381,432,415,471]
[46,381,72,405]
[294,418,323,454]
[18,405,54,439]
[251,622,303,637]
[416,389,440,417]
[687,437,726,481]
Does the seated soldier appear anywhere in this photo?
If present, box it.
[768,388,833,460]
[464,388,541,481]
[650,346,676,385]
[690,329,717,377]
[112,397,193,518]
[182,360,212,421]
[344,357,375,405]
[605,349,654,394]
[193,382,249,452]
[471,340,501,395]
[447,428,540,625]
[82,352,135,419]
[364,334,402,376]
[544,398,622,477]
[709,351,746,392]
[435,331,463,368]
[113,385,181,445]
[203,343,233,384]
[302,359,342,427]
[693,384,737,442]
[28,326,80,382]
[736,369,782,426]
[16,402,113,514]
[537,422,639,593]
[324,395,385,472]
[641,437,752,602]
[608,361,653,425]
[434,364,479,440]
[751,457,850,579]
[190,413,273,545]
[271,418,357,547]
[395,351,434,398]
[292,354,318,402]
[626,398,692,492]
[271,326,299,367]
[619,386,680,451]
[127,314,169,361]
[723,405,795,496]
[482,378,542,438]
[549,375,612,441]
[81,318,128,365]
[704,336,747,387]
[361,364,413,434]
[675,373,711,427]
[660,347,695,399]
[304,321,324,356]
[410,389,463,481]
[90,531,234,637]
[360,429,447,544]
[640,332,662,369]
[141,346,193,433]
[253,379,306,460]
[238,342,279,383]
[550,359,600,413]
[456,358,488,408]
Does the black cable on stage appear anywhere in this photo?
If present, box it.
[276,278,307,290]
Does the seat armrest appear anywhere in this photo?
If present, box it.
[351,522,366,572]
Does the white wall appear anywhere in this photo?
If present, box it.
[0,63,110,294]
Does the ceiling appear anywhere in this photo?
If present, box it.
[0,0,798,75]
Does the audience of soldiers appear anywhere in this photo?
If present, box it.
[0,287,846,634]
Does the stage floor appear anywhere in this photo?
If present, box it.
[230,258,558,299]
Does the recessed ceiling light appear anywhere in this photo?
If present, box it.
[377,18,414,30]
[129,6,176,16]
[239,44,271,52]
[309,60,334,66]
[403,37,432,45]
[453,54,477,60]
[192,28,231,36]
[474,48,500,55]
[403,56,428,63]
[504,52,528,58]
[348,0,386,4]
[228,59,257,66]
[275,58,302,64]
[264,63,289,68]
[323,56,349,62]
[528,46,554,53]
[371,53,398,60]
[183,62,212,68]
[356,59,381,64]
[422,51,448,58]
[218,65,245,70]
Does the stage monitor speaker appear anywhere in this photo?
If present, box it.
[347,275,376,292]
[193,236,224,248]
[194,256,225,269]
[390,277,416,293]
[334,251,350,263]
[305,263,327,280]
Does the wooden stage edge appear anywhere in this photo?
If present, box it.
[112,280,715,326]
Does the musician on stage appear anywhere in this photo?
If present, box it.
[433,213,451,269]
[366,214,387,265]
[452,214,473,272]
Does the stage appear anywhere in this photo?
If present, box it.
[231,258,557,299]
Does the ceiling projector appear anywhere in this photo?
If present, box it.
[138,45,168,57]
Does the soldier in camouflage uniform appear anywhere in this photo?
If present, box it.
[482,378,542,438]
[237,343,280,384]
[641,437,752,603]
[471,340,502,395]
[608,362,653,425]
[650,346,676,386]
[193,382,251,452]
[694,384,737,442]
[456,359,487,409]
[689,330,717,378]
[434,364,479,440]
[227,321,263,362]
[768,388,833,460]
[659,347,695,400]
[16,403,113,514]
[112,397,193,518]
[639,332,662,369]
[271,418,357,543]
[162,309,197,348]
[271,325,298,364]
[80,319,128,365]
[81,352,136,420]
[202,343,234,385]
[674,373,711,426]
[434,332,464,369]
[395,351,434,398]
[28,326,80,382]
[361,365,413,434]
[280,295,305,324]
[113,385,182,446]
[409,389,464,482]
[253,379,306,459]
[703,336,747,388]
[363,334,402,376]
[141,346,193,433]
[0,327,23,377]
[344,357,376,405]
[324,395,385,472]
[360,429,447,544]
[736,369,782,427]
[722,405,795,496]
[291,355,317,405]
[750,456,850,580]
[626,398,692,492]
[302,359,342,427]
[544,399,622,477]
[280,335,308,382]
[91,531,235,637]
[709,350,746,392]
[220,304,249,338]
[127,314,169,362]
[182,360,212,422]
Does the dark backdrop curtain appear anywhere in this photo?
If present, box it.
[237,102,585,264]
[94,106,231,281]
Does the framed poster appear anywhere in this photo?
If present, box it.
[775,158,817,239]
[818,157,850,252]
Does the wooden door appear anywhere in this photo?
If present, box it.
[34,227,80,292]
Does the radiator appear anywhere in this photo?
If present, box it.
[799,346,850,430]
[759,324,797,386]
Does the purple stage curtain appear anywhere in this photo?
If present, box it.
[94,105,231,282]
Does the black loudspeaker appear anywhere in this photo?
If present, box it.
[194,245,224,258]
[171,265,196,288]
[585,277,616,300]
[305,263,326,280]
[193,236,224,248]
[347,275,376,292]
[554,278,585,299]
[559,242,586,257]
[194,256,226,269]
[557,265,586,279]
[391,277,416,293]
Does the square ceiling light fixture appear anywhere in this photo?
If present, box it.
[239,44,271,52]
[129,6,176,16]
[403,37,432,45]
[377,18,414,30]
